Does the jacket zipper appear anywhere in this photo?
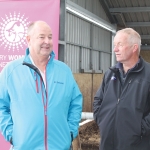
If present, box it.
[117,98,120,104]
[23,61,49,149]
[117,79,132,104]
[113,79,132,148]
[34,72,39,93]
[39,66,48,150]
[45,67,48,150]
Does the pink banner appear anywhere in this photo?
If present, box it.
[0,0,60,72]
[0,0,60,149]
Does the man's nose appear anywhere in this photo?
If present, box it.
[113,45,118,52]
[44,37,50,43]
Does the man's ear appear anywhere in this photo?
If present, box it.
[26,35,30,45]
[133,44,138,53]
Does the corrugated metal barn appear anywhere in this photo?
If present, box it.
[59,0,150,112]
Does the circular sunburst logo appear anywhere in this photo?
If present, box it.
[0,12,30,52]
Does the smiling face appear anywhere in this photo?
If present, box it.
[26,21,53,60]
[113,32,134,63]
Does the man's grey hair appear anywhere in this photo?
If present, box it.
[27,21,36,36]
[116,28,141,54]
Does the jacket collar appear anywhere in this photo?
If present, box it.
[110,56,144,74]
[22,48,55,76]
[23,48,55,64]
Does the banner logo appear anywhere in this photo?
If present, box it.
[0,12,30,52]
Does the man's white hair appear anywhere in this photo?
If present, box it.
[116,28,141,54]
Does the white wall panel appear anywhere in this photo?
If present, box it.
[66,13,91,47]
[92,51,100,70]
[66,44,80,73]
[66,1,113,73]
[81,48,91,70]
[100,53,111,73]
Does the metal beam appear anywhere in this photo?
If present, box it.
[99,0,116,23]
[66,0,116,33]
[141,45,150,50]
[110,7,150,13]
[111,13,127,27]
[58,0,66,62]
[141,35,150,39]
[126,22,150,27]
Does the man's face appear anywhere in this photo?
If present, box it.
[113,32,133,63]
[27,22,53,58]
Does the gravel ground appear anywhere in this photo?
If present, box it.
[79,120,100,150]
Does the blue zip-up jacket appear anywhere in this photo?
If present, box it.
[0,48,83,150]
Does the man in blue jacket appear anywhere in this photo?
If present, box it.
[0,20,83,150]
[93,28,150,150]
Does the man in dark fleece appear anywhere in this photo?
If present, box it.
[93,28,150,150]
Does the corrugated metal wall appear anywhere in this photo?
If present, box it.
[70,0,109,22]
[66,13,91,72]
[92,25,111,72]
[66,0,112,73]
